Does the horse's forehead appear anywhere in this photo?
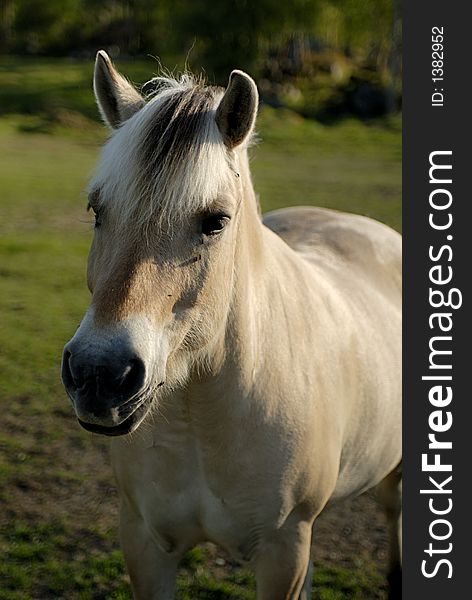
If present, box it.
[92,87,233,226]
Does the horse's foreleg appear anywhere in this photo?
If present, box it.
[254,516,312,600]
[298,552,313,600]
[378,464,402,600]
[120,503,180,600]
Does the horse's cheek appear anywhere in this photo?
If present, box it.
[86,247,98,293]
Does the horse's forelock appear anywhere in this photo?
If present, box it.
[93,75,234,229]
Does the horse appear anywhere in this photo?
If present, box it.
[61,50,402,600]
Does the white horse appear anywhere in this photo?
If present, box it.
[62,51,402,600]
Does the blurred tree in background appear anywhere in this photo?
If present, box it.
[0,0,401,117]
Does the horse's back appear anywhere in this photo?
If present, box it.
[263,205,402,499]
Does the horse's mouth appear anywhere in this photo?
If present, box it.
[77,395,152,437]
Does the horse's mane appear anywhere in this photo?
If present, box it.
[91,73,238,229]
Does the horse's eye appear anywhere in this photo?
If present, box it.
[93,210,101,229]
[201,214,230,236]
[87,202,101,228]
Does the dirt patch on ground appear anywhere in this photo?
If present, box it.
[314,491,388,571]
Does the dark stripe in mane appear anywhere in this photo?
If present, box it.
[139,84,223,193]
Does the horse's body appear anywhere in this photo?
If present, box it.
[62,52,402,600]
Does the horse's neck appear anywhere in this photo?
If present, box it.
[202,151,297,395]
[229,151,268,364]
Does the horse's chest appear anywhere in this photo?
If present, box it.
[112,429,265,560]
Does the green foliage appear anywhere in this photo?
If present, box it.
[317,0,393,58]
[0,519,131,599]
[2,1,399,86]
[177,572,255,600]
[173,0,321,77]
[181,546,208,569]
[1,1,401,117]
[312,564,386,599]
[13,0,79,53]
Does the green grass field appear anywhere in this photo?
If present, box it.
[0,56,400,599]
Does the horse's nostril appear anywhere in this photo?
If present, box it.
[90,358,146,400]
[61,349,76,391]
[116,359,145,398]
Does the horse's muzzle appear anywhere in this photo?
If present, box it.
[61,342,148,434]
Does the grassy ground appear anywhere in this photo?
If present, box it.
[0,56,401,599]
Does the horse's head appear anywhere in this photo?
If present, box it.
[62,51,259,436]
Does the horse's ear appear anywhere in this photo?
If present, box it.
[93,50,145,129]
[216,70,258,149]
